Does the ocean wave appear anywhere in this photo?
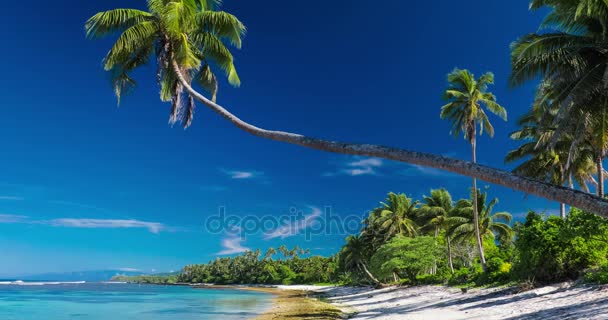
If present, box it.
[0,280,87,286]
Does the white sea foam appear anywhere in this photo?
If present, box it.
[0,280,86,285]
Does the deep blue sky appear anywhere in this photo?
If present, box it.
[0,0,558,276]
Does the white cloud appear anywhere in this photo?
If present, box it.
[0,196,24,201]
[264,207,323,240]
[348,158,383,168]
[49,219,166,234]
[231,171,254,179]
[0,214,171,234]
[223,169,262,180]
[0,214,28,223]
[217,235,250,255]
[116,268,141,272]
[325,157,384,177]
[345,167,375,176]
[400,164,455,177]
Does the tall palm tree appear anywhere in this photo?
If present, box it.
[88,2,608,215]
[440,68,507,270]
[277,245,289,259]
[418,188,455,273]
[374,193,418,241]
[341,235,382,285]
[511,0,608,197]
[360,208,384,252]
[506,86,598,218]
[580,104,608,197]
[448,191,513,247]
[263,247,276,260]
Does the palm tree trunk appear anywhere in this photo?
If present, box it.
[170,61,608,216]
[447,235,454,274]
[558,172,569,219]
[598,155,605,198]
[560,175,574,219]
[471,133,486,271]
[358,262,382,285]
[433,226,439,274]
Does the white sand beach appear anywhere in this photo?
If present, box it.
[276,284,608,319]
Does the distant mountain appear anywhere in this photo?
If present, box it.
[17,270,146,282]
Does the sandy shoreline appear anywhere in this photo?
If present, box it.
[243,286,343,319]
[259,283,608,319]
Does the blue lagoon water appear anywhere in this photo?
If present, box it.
[0,282,272,320]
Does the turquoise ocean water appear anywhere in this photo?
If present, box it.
[0,282,272,320]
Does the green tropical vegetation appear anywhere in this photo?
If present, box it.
[100,0,608,290]
[112,273,180,284]
[115,189,608,288]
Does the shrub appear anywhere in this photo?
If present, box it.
[416,273,446,285]
[584,263,608,284]
[278,265,297,285]
[481,257,512,284]
[513,209,608,283]
[370,236,439,284]
[448,265,483,286]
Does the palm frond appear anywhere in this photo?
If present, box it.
[85,9,155,38]
[197,11,246,48]
[103,21,158,70]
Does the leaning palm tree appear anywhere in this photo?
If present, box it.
[440,68,507,270]
[374,192,418,241]
[341,235,382,285]
[85,0,244,128]
[87,1,608,215]
[448,191,513,248]
[418,188,455,273]
[360,208,384,251]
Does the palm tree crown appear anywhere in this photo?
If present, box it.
[511,0,608,116]
[440,68,507,142]
[448,190,513,244]
[374,192,419,240]
[86,0,245,128]
[418,188,453,236]
[341,234,381,284]
[341,235,367,271]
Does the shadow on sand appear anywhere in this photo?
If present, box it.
[310,284,608,319]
